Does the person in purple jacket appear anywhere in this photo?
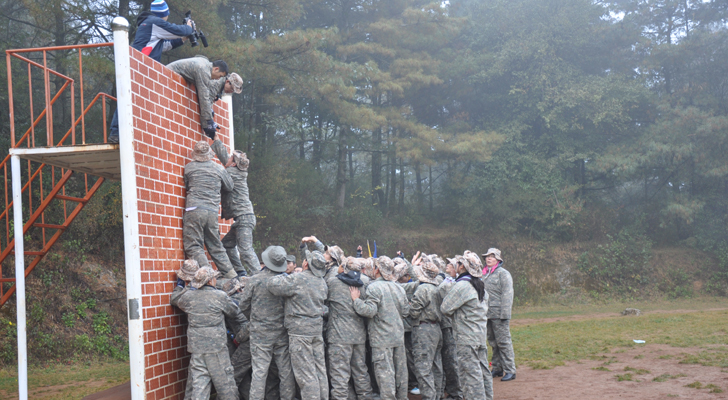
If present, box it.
[109,0,194,143]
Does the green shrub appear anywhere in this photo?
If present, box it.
[62,312,76,328]
[92,312,111,335]
[577,230,652,293]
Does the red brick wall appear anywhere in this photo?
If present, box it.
[129,48,233,400]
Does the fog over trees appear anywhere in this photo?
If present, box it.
[2,0,728,272]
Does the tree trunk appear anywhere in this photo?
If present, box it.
[372,127,384,207]
[348,146,354,181]
[398,158,405,210]
[429,165,433,213]
[415,162,423,212]
[388,151,397,216]
[118,0,131,18]
[335,126,348,213]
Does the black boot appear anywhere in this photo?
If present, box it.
[491,370,504,378]
[501,373,516,381]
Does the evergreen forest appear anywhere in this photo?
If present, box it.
[2,0,728,309]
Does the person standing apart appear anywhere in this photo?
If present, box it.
[440,253,494,400]
[183,141,236,278]
[482,248,516,381]
[351,256,411,400]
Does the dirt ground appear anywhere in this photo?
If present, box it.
[489,344,728,399]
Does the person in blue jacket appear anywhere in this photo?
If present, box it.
[108,0,194,143]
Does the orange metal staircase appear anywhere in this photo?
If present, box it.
[0,43,116,308]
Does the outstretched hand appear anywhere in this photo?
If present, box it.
[411,251,422,266]
[349,286,361,300]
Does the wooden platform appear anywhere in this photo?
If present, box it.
[9,144,121,180]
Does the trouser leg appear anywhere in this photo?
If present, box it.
[183,211,210,268]
[486,319,502,372]
[392,345,409,400]
[273,336,296,400]
[493,319,517,374]
[328,343,353,399]
[222,226,245,274]
[404,331,417,390]
[232,340,252,388]
[351,344,374,399]
[440,327,461,399]
[108,110,119,142]
[371,347,396,400]
[412,324,442,400]
[207,350,240,400]
[187,353,213,400]
[456,345,486,400]
[201,211,234,275]
[236,214,261,275]
[249,341,274,400]
[289,335,327,400]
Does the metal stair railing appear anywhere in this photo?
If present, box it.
[0,43,116,309]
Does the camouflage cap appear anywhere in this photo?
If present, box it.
[414,261,440,285]
[222,276,244,295]
[462,251,483,278]
[285,254,296,264]
[375,256,396,281]
[325,245,345,267]
[191,140,214,162]
[306,250,327,278]
[393,258,409,281]
[176,259,199,281]
[227,72,243,94]
[191,266,220,289]
[232,150,249,171]
[464,250,483,270]
[261,245,288,272]
[481,247,503,262]
[430,255,446,273]
[343,256,366,273]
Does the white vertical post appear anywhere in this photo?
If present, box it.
[112,16,146,400]
[222,93,234,150]
[12,155,27,400]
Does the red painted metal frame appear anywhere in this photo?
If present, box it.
[0,43,115,306]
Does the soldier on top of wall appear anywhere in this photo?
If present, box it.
[167,56,229,139]
[210,137,260,276]
[183,140,236,278]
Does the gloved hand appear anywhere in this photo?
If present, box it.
[176,278,186,288]
[203,120,216,140]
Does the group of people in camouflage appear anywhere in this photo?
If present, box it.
[172,131,517,400]
[131,3,518,399]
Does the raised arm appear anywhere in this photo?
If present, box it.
[267,273,297,297]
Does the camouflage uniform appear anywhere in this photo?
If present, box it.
[183,154,235,276]
[211,139,260,275]
[396,260,419,392]
[167,55,220,128]
[353,274,411,400]
[409,280,443,400]
[238,268,296,400]
[177,280,247,400]
[440,279,493,400]
[439,303,462,399]
[267,268,329,400]
[325,270,374,399]
[483,264,516,375]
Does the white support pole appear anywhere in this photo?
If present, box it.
[112,16,145,400]
[222,93,234,150]
[12,155,28,400]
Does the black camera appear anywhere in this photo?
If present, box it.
[183,11,208,48]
